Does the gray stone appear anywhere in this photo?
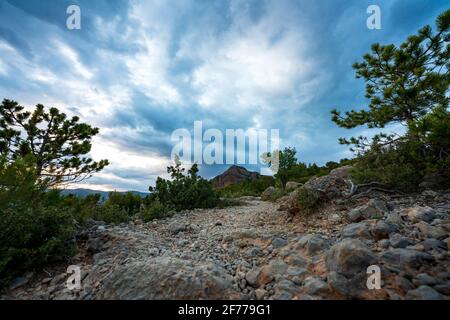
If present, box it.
[245,246,264,258]
[347,199,388,222]
[341,222,371,239]
[168,221,187,234]
[434,284,450,295]
[371,221,398,240]
[404,206,436,223]
[285,181,301,190]
[326,239,376,298]
[9,276,29,290]
[385,212,404,226]
[271,237,288,249]
[415,221,447,239]
[245,268,261,287]
[379,239,390,249]
[261,186,276,201]
[296,234,330,255]
[405,285,443,300]
[421,238,447,251]
[97,257,239,299]
[412,273,438,286]
[303,277,329,295]
[381,248,435,270]
[269,259,288,275]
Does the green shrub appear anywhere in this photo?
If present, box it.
[150,163,219,211]
[295,187,320,214]
[105,191,142,214]
[217,176,275,198]
[0,200,76,284]
[139,201,169,222]
[88,204,130,224]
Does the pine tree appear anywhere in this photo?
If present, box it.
[0,99,109,188]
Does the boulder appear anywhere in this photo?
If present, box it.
[381,248,435,271]
[404,206,436,223]
[96,257,239,299]
[341,222,372,239]
[326,239,376,298]
[295,234,330,256]
[285,181,302,190]
[371,221,398,240]
[405,285,444,300]
[303,174,349,199]
[329,165,353,179]
[347,199,388,222]
[414,221,448,240]
[261,186,276,201]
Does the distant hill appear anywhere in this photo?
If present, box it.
[59,188,148,199]
[212,165,260,188]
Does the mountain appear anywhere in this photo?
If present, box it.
[211,165,260,188]
[59,188,148,198]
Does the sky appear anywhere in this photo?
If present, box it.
[0,0,448,192]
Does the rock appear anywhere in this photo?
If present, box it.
[245,246,264,258]
[285,181,301,190]
[404,206,436,223]
[86,238,102,253]
[379,239,390,249]
[303,174,348,200]
[381,249,435,271]
[371,221,398,240]
[245,268,260,287]
[434,284,450,295]
[329,214,342,224]
[271,237,288,249]
[269,259,288,275]
[347,199,388,222]
[303,277,329,295]
[295,234,330,255]
[256,266,275,288]
[326,239,376,298]
[385,212,404,226]
[389,233,413,248]
[405,285,444,300]
[421,238,447,251]
[97,257,239,299]
[168,221,187,234]
[261,187,276,201]
[421,190,439,199]
[412,273,438,286]
[271,290,293,300]
[341,222,371,239]
[415,221,447,239]
[255,288,267,300]
[329,165,353,179]
[9,276,29,290]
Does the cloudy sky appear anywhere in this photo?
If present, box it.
[0,0,447,192]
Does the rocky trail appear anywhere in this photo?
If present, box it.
[3,185,450,300]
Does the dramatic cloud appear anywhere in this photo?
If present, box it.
[0,0,447,191]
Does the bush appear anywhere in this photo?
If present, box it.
[150,163,219,211]
[105,191,142,214]
[217,176,275,198]
[88,204,130,224]
[139,201,169,222]
[295,187,320,214]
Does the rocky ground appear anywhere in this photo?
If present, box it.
[2,178,450,300]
